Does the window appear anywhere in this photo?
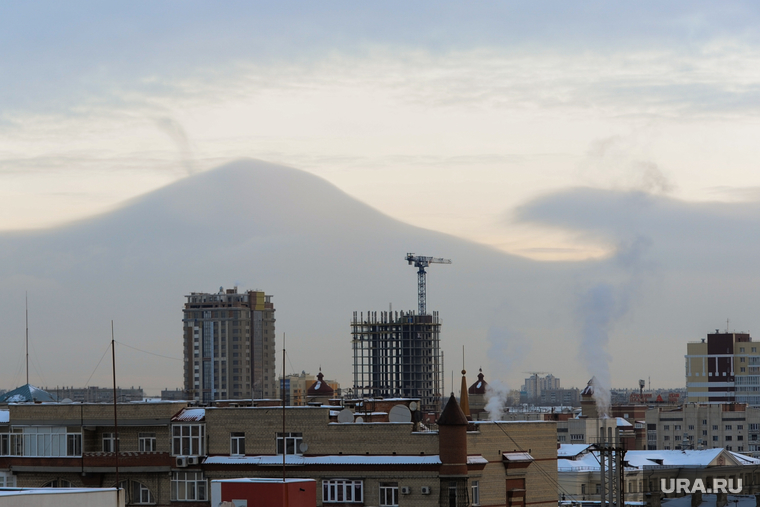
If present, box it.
[43,479,74,487]
[120,480,155,505]
[738,425,744,430]
[172,425,205,456]
[752,424,759,431]
[570,434,584,441]
[674,425,681,430]
[713,436,719,441]
[139,433,156,452]
[230,432,245,456]
[739,435,744,441]
[703,420,708,425]
[713,425,719,430]
[277,432,303,455]
[471,480,480,506]
[379,483,398,507]
[703,430,708,436]
[726,445,733,451]
[726,425,733,430]
[689,425,695,430]
[726,436,733,441]
[664,436,670,441]
[13,427,81,457]
[0,471,15,488]
[323,479,362,503]
[664,425,670,430]
[103,433,118,453]
[171,471,207,501]
[581,484,586,495]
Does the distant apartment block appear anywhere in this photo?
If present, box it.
[686,330,760,404]
[522,373,560,401]
[161,388,187,401]
[43,386,143,403]
[183,287,275,402]
[646,403,760,456]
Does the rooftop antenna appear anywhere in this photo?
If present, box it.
[25,292,29,386]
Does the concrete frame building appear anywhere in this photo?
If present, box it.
[351,310,443,414]
[686,330,760,404]
[183,287,276,402]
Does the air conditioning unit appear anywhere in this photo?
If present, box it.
[175,456,188,468]
[421,486,431,495]
[187,456,200,465]
[400,486,411,495]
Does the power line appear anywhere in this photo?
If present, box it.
[84,343,112,388]
[116,341,182,361]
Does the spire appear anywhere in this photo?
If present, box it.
[459,369,470,417]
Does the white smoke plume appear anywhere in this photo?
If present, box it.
[578,236,652,417]
[155,116,197,176]
[484,379,509,421]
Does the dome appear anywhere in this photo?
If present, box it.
[307,369,334,397]
[468,368,488,395]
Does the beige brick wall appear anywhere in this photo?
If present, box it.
[205,407,439,456]
[468,421,558,507]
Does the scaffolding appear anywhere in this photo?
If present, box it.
[351,310,443,414]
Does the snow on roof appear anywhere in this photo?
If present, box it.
[729,451,760,465]
[172,408,205,421]
[559,448,739,472]
[0,488,118,497]
[503,452,534,462]
[662,494,756,507]
[212,478,315,484]
[204,454,443,466]
[467,455,489,465]
[615,417,633,427]
[0,410,9,424]
[557,444,592,458]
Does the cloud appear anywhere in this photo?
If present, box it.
[154,117,197,176]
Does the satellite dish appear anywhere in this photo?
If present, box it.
[355,416,364,423]
[337,408,354,424]
[409,401,418,411]
[389,404,412,423]
[299,442,309,453]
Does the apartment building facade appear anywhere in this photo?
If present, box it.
[686,330,760,404]
[183,287,276,402]
[645,403,760,456]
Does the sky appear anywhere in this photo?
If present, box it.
[3,2,760,395]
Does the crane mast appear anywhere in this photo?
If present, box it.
[405,253,452,315]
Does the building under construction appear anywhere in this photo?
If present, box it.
[351,310,443,414]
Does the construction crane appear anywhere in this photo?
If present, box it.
[405,253,452,315]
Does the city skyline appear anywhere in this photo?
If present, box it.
[3,4,760,396]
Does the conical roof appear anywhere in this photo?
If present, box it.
[437,392,469,426]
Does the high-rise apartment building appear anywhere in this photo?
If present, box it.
[183,287,275,402]
[686,330,760,404]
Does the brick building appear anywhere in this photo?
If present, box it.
[1,396,558,506]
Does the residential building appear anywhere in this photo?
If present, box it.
[183,287,276,402]
[686,330,760,404]
[42,385,144,403]
[351,310,443,414]
[522,374,560,401]
[278,371,340,406]
[558,444,760,503]
[1,395,559,507]
[645,403,760,456]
